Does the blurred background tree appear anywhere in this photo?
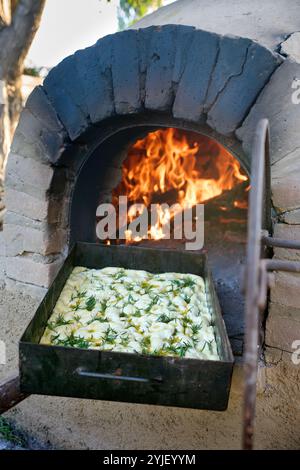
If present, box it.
[117,0,162,29]
[0,0,45,178]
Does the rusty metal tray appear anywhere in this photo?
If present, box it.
[19,242,234,410]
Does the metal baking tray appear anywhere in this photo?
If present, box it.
[19,242,234,410]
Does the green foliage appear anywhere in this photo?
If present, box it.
[52,332,91,349]
[107,0,163,30]
[23,66,41,77]
[85,296,96,311]
[0,417,26,447]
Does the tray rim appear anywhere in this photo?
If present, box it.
[20,241,234,366]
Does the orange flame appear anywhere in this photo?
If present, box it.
[112,128,248,241]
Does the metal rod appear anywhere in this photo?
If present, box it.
[263,236,300,250]
[243,118,270,450]
[0,372,29,415]
[76,368,151,383]
[264,259,300,273]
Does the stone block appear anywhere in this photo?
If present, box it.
[5,153,54,198]
[236,60,300,164]
[145,25,178,111]
[172,26,195,86]
[76,36,115,124]
[9,128,46,164]
[4,188,61,224]
[5,254,64,288]
[270,271,300,309]
[43,57,88,141]
[3,224,67,257]
[268,301,300,323]
[5,277,47,300]
[173,29,219,121]
[272,147,300,180]
[273,223,300,261]
[279,209,300,225]
[280,32,300,63]
[11,109,66,165]
[112,30,141,114]
[264,346,283,365]
[24,86,68,164]
[209,42,280,135]
[205,36,250,109]
[26,86,65,132]
[265,314,300,353]
[4,211,41,229]
[272,174,300,213]
[136,26,155,103]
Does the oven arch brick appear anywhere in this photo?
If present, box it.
[36,26,280,147]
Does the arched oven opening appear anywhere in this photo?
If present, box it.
[71,126,249,355]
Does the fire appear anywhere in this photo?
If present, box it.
[112,128,248,242]
[234,200,248,210]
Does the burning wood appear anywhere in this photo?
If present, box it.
[110,128,248,243]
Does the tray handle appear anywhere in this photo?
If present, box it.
[76,367,163,384]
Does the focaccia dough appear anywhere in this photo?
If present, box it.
[40,266,219,360]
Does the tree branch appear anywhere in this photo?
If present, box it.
[0,0,12,29]
[0,0,46,79]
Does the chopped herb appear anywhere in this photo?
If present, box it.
[46,322,57,332]
[181,293,191,304]
[53,332,90,349]
[199,340,213,353]
[70,300,81,311]
[85,296,96,311]
[87,316,108,325]
[166,341,192,358]
[191,323,202,336]
[128,294,135,303]
[48,314,72,328]
[170,279,182,289]
[71,289,87,301]
[145,296,159,312]
[132,311,142,317]
[151,348,168,357]
[141,281,153,294]
[114,270,125,280]
[99,300,108,312]
[157,313,175,323]
[182,277,196,288]
[141,336,151,354]
[103,327,118,344]
[177,342,192,357]
[182,316,193,334]
[120,334,130,347]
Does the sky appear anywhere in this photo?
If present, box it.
[27,0,175,69]
[27,0,119,69]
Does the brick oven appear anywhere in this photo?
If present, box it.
[0,0,300,450]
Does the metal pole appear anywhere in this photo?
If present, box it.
[0,372,28,414]
[242,119,270,450]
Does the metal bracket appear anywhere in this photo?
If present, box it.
[242,119,300,449]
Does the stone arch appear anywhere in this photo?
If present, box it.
[3,25,281,290]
